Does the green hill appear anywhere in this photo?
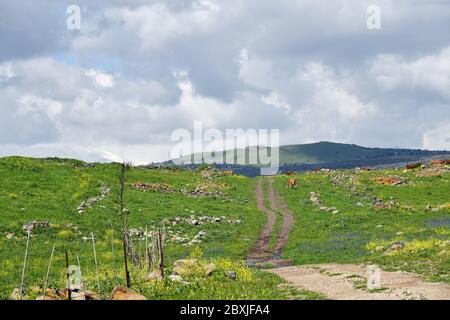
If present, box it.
[171,142,449,166]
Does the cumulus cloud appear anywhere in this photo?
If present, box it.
[371,47,450,99]
[422,122,450,151]
[1,0,449,163]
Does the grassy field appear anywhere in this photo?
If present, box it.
[1,156,448,300]
[0,157,321,300]
[274,165,450,283]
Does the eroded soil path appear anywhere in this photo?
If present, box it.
[248,178,294,268]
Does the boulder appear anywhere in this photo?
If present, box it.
[111,286,147,300]
[225,271,237,280]
[309,192,321,206]
[148,270,163,281]
[9,288,21,300]
[84,290,100,300]
[71,291,86,300]
[169,275,183,282]
[390,241,405,251]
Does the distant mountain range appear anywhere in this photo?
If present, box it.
[164,142,450,176]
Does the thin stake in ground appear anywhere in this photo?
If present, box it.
[65,250,71,301]
[158,228,165,278]
[19,230,31,300]
[111,225,117,286]
[43,243,56,298]
[76,252,84,290]
[91,232,101,292]
[145,225,149,278]
[120,162,131,287]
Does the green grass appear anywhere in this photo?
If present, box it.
[0,157,297,300]
[1,156,448,299]
[274,166,450,283]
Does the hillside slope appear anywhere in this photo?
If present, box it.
[171,142,449,166]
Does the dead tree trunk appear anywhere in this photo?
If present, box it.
[158,228,165,279]
[120,162,131,287]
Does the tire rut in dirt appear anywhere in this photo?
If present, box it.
[248,178,294,268]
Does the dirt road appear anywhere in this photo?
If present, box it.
[248,178,294,267]
[268,264,450,300]
[250,177,450,300]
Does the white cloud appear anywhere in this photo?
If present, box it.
[18,95,63,122]
[371,47,450,99]
[2,0,450,162]
[0,62,14,80]
[86,69,115,88]
[422,122,450,150]
[261,92,291,112]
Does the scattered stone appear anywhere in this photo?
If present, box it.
[6,232,14,239]
[418,165,449,177]
[76,185,110,214]
[196,231,207,238]
[332,210,340,214]
[356,202,364,207]
[185,187,225,198]
[396,232,404,236]
[57,289,69,299]
[111,286,147,300]
[374,176,405,186]
[169,274,183,282]
[71,291,86,300]
[132,182,174,193]
[9,288,21,300]
[22,220,50,233]
[309,192,321,206]
[84,290,100,300]
[225,271,237,280]
[148,270,163,281]
[390,241,405,251]
[375,246,385,252]
[372,199,397,210]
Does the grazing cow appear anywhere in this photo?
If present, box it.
[406,163,421,170]
[288,178,297,189]
[223,169,233,176]
[285,171,295,176]
[431,160,446,165]
[361,167,372,171]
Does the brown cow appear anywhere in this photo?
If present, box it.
[431,160,446,165]
[288,178,297,189]
[406,163,421,170]
[285,170,296,176]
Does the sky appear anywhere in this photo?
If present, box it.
[0,0,449,164]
